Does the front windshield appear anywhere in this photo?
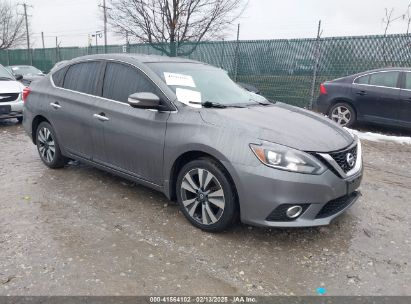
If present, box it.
[147,62,267,106]
[9,66,42,76]
[0,65,14,79]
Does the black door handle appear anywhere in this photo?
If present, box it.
[356,91,367,96]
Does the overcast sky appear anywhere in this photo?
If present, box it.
[23,0,411,48]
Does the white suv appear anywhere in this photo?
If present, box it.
[0,64,25,123]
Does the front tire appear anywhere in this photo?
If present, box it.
[36,121,68,168]
[329,102,356,128]
[176,158,238,232]
[17,116,23,124]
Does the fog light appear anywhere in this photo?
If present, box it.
[286,206,303,219]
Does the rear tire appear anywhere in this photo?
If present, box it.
[176,158,238,232]
[329,102,356,128]
[36,121,68,169]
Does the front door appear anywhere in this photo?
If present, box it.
[353,71,401,124]
[93,62,169,185]
[398,72,411,128]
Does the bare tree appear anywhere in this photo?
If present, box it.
[0,1,25,50]
[381,8,406,64]
[107,0,247,56]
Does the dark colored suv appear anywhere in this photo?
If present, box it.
[314,68,411,129]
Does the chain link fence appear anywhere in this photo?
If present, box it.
[1,33,411,108]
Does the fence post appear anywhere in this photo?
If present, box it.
[220,39,226,68]
[309,20,322,109]
[234,24,240,82]
[55,37,60,62]
[6,49,10,66]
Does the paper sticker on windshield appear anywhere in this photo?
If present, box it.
[164,72,196,88]
[176,88,202,108]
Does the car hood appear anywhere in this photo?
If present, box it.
[200,103,354,153]
[0,80,24,94]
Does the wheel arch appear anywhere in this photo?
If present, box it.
[167,150,239,208]
[31,115,51,144]
[327,98,357,117]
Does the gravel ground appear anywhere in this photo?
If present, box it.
[0,120,410,296]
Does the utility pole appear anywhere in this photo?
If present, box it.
[92,31,102,53]
[22,3,32,65]
[103,0,108,53]
[98,0,108,53]
[41,32,45,49]
[309,20,322,110]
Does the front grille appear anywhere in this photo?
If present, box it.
[329,145,357,173]
[0,93,19,103]
[315,192,359,219]
[266,204,310,221]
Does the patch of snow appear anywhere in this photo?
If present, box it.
[345,128,411,145]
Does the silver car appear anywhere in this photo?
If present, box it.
[0,64,25,123]
[23,54,363,232]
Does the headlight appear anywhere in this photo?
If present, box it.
[250,142,326,175]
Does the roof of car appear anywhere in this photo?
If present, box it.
[330,67,411,82]
[68,53,205,65]
[364,67,411,72]
[350,67,411,77]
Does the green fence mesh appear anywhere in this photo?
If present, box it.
[1,33,410,108]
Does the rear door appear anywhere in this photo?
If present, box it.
[353,71,401,123]
[92,61,170,184]
[49,61,104,159]
[398,72,411,128]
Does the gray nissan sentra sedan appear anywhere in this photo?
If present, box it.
[23,54,363,232]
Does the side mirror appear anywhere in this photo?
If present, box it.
[128,92,160,109]
[15,74,23,81]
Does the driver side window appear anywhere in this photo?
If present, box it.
[102,62,157,103]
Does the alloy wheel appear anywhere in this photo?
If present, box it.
[37,127,56,163]
[180,168,225,225]
[331,106,352,127]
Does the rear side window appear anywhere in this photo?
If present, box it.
[52,67,67,87]
[355,75,370,84]
[102,62,157,103]
[369,72,399,88]
[404,72,411,90]
[63,62,101,95]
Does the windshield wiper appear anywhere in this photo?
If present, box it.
[0,77,13,81]
[192,101,226,108]
[189,101,246,108]
[248,98,273,106]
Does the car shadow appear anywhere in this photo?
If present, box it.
[0,118,20,127]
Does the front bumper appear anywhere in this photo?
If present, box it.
[0,100,23,120]
[232,162,363,228]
